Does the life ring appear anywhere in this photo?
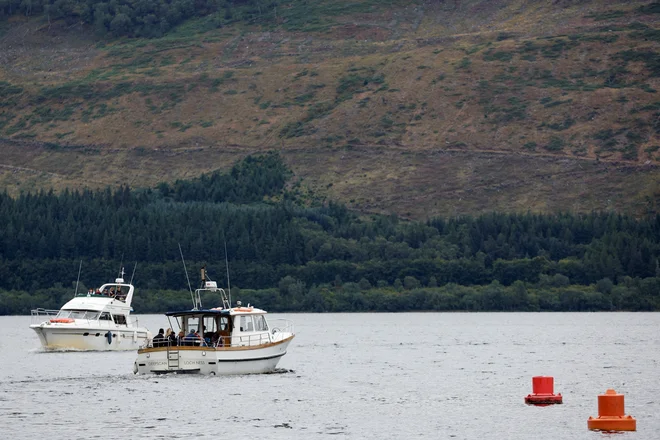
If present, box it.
[106,331,113,344]
[49,318,75,323]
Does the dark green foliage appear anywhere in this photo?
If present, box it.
[630,28,660,42]
[545,136,564,151]
[615,50,660,77]
[542,117,575,131]
[158,152,291,203]
[0,0,413,38]
[0,0,218,38]
[585,10,627,21]
[483,50,514,62]
[0,81,23,97]
[0,153,659,313]
[639,3,660,14]
[336,72,384,102]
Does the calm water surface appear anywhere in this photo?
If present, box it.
[1,313,658,439]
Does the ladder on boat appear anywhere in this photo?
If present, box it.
[167,346,180,369]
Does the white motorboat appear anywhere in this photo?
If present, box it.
[30,269,150,351]
[134,268,294,375]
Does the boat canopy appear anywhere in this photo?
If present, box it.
[165,306,266,318]
[165,308,231,318]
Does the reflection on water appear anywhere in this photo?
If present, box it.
[1,313,659,439]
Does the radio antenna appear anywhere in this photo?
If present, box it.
[130,262,138,284]
[179,243,195,308]
[117,253,124,279]
[74,260,82,297]
[224,240,231,307]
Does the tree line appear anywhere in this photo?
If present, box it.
[1,152,659,313]
[0,0,273,37]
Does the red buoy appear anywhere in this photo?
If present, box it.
[588,389,636,431]
[524,376,563,405]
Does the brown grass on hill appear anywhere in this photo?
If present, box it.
[1,0,659,218]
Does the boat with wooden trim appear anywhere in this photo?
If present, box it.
[30,268,150,351]
[133,267,294,375]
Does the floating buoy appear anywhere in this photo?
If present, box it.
[524,376,563,405]
[588,389,636,431]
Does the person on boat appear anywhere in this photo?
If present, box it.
[153,328,166,347]
[177,330,185,345]
[211,330,222,347]
[185,329,201,346]
[87,289,93,296]
[165,328,176,346]
[95,288,101,295]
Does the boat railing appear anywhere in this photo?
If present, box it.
[235,332,273,347]
[75,292,127,302]
[147,331,277,349]
[30,308,59,325]
[31,308,141,329]
[268,319,295,337]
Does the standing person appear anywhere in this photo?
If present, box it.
[177,330,185,345]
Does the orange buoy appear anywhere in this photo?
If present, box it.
[587,389,636,431]
[524,376,563,405]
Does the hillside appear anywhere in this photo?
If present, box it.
[1,0,659,219]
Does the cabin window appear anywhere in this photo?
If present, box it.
[203,316,216,333]
[254,315,267,331]
[113,315,127,325]
[100,312,112,321]
[186,317,200,333]
[239,316,248,332]
[59,310,100,320]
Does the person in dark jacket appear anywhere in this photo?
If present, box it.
[152,328,166,347]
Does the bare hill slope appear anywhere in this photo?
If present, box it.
[1,0,659,218]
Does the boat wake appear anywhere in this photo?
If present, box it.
[263,368,296,375]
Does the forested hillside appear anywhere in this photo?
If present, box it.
[1,154,659,314]
[1,0,659,218]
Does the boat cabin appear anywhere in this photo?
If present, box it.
[38,277,136,327]
[162,306,271,348]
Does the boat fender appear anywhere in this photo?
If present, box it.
[106,331,113,344]
[133,362,138,375]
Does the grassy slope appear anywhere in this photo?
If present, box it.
[0,0,659,218]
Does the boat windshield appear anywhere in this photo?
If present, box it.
[57,310,101,320]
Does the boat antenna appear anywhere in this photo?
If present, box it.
[224,240,231,306]
[130,262,137,284]
[117,253,124,279]
[74,260,82,297]
[178,243,195,307]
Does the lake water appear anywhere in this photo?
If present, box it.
[1,313,658,439]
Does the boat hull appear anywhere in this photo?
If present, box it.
[30,324,150,351]
[134,336,294,375]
